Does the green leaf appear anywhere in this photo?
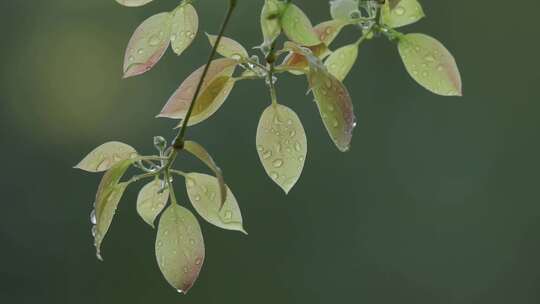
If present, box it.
[398,33,462,96]
[93,159,134,260]
[116,0,154,7]
[388,0,403,10]
[314,20,349,46]
[136,179,169,228]
[75,141,137,173]
[185,173,246,234]
[281,4,321,47]
[184,140,227,207]
[158,58,237,124]
[324,44,359,81]
[156,204,204,294]
[123,12,172,78]
[330,0,359,21]
[170,4,199,55]
[256,104,307,193]
[206,33,248,60]
[307,60,356,152]
[381,0,425,28]
[260,0,286,46]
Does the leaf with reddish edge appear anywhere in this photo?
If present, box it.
[123,12,171,78]
[280,43,330,75]
[314,19,349,46]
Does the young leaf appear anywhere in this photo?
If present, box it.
[75,141,137,173]
[260,0,286,46]
[93,159,134,260]
[184,140,227,207]
[123,12,172,78]
[398,33,462,96]
[256,104,307,194]
[158,58,238,123]
[170,4,199,55]
[185,173,246,234]
[330,0,359,21]
[156,204,204,294]
[381,0,425,28]
[280,43,330,75]
[206,34,248,60]
[136,179,169,228]
[281,4,321,47]
[116,0,154,7]
[308,62,356,152]
[324,44,359,81]
[314,20,349,46]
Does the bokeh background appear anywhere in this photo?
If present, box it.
[1,0,539,303]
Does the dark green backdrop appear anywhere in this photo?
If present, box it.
[1,1,539,303]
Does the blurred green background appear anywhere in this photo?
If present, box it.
[1,0,539,303]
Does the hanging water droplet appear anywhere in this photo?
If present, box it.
[90,209,97,225]
[91,225,97,237]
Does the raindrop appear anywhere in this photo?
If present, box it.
[90,209,97,225]
[273,159,284,168]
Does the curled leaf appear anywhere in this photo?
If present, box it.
[281,4,321,47]
[314,20,349,46]
[185,173,246,234]
[156,204,204,294]
[75,141,137,173]
[158,58,237,124]
[398,33,462,96]
[256,104,307,193]
[381,0,425,28]
[136,179,169,228]
[123,13,172,78]
[206,33,248,59]
[330,0,360,21]
[170,4,199,55]
[324,44,359,81]
[260,0,286,46]
[116,0,154,7]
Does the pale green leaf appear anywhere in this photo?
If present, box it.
[185,173,246,234]
[256,104,307,193]
[206,33,248,60]
[398,33,462,96]
[184,140,227,207]
[381,0,425,28]
[156,204,204,294]
[281,4,321,47]
[116,0,153,7]
[388,0,403,10]
[260,0,286,46]
[158,58,237,123]
[325,44,359,81]
[93,159,134,260]
[136,179,169,228]
[123,12,172,78]
[75,141,137,173]
[170,4,198,55]
[330,0,359,21]
[314,20,349,46]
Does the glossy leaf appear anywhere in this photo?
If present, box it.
[136,179,169,228]
[156,204,204,294]
[381,0,424,28]
[93,159,134,260]
[184,140,227,207]
[325,44,359,81]
[185,173,246,233]
[75,141,137,173]
[330,0,359,21]
[206,34,248,59]
[116,0,153,7]
[260,0,286,46]
[281,4,321,47]
[398,33,462,96]
[158,58,237,123]
[123,13,171,78]
[308,63,356,152]
[170,4,199,55]
[256,104,307,193]
[314,20,349,46]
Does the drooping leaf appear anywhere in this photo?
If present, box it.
[281,4,321,47]
[93,159,134,260]
[256,104,307,193]
[314,20,349,46]
[123,12,172,78]
[206,34,248,60]
[280,43,330,75]
[381,0,424,28]
[158,58,238,123]
[75,142,137,173]
[260,0,286,46]
[116,0,154,7]
[388,0,403,10]
[330,0,359,21]
[398,33,462,96]
[184,140,227,207]
[325,44,359,81]
[156,204,204,294]
[185,173,246,234]
[170,4,199,55]
[136,179,169,228]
